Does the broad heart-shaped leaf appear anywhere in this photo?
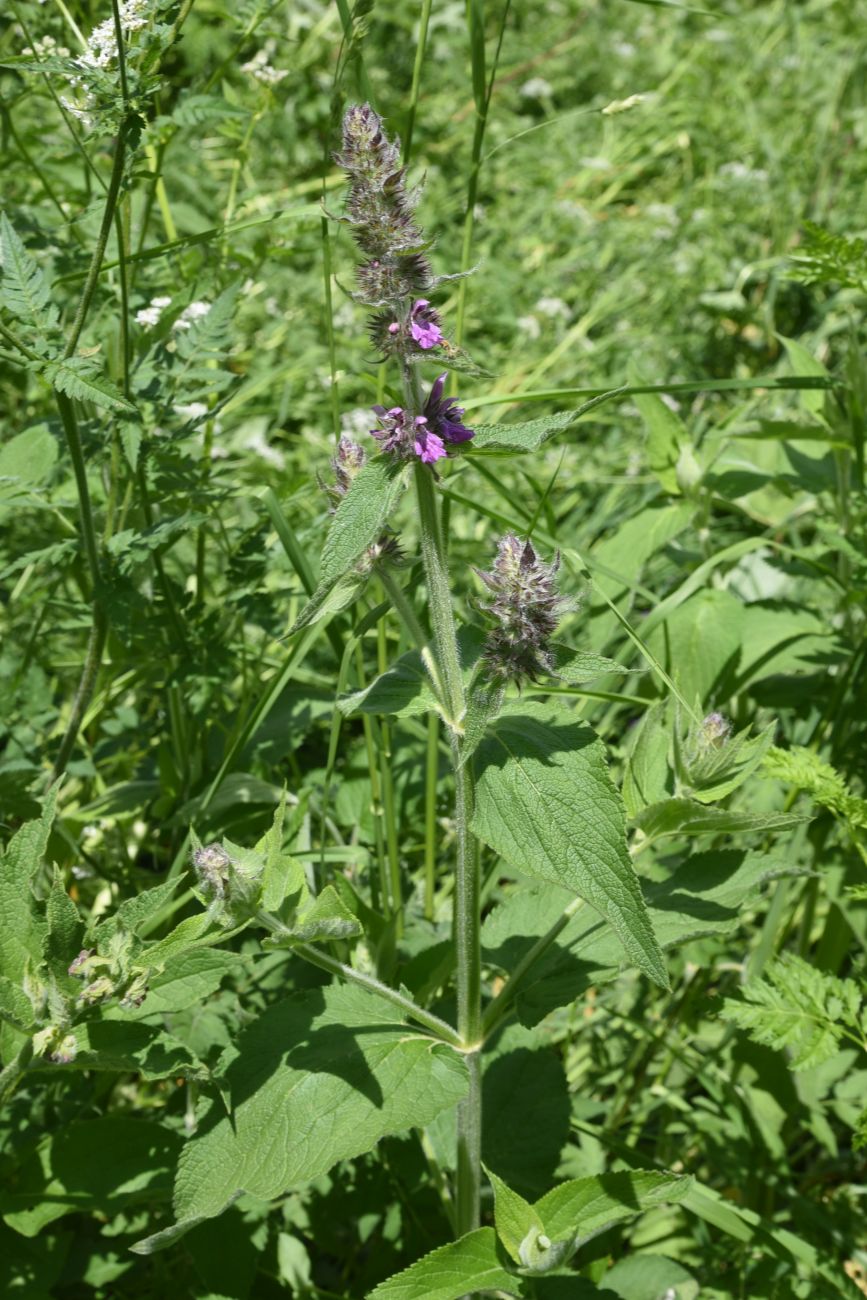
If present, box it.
[482,849,800,1027]
[633,798,808,846]
[366,1228,520,1300]
[0,1118,180,1237]
[132,983,467,1254]
[290,458,407,634]
[471,702,668,989]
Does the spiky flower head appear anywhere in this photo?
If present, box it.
[476,535,566,683]
[192,842,232,904]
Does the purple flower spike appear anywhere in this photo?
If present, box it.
[423,373,474,445]
[409,299,443,350]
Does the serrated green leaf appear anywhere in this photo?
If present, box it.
[472,702,668,988]
[97,877,182,945]
[131,983,467,1253]
[486,1166,545,1267]
[45,356,138,412]
[633,797,808,845]
[43,869,84,980]
[121,948,242,1019]
[0,976,35,1033]
[0,787,57,1061]
[0,213,57,331]
[551,644,634,683]
[469,409,583,454]
[622,701,671,818]
[366,1228,519,1300]
[534,1170,692,1253]
[35,1019,205,1080]
[318,462,408,573]
[285,884,363,942]
[720,955,861,1069]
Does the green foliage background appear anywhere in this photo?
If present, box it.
[0,0,866,1296]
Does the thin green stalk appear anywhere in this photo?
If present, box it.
[285,939,464,1049]
[404,0,434,164]
[424,712,439,920]
[355,643,390,914]
[409,429,481,1232]
[64,122,128,360]
[378,563,446,705]
[378,617,404,937]
[454,0,511,349]
[413,464,465,726]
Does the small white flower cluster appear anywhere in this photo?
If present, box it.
[520,77,553,100]
[241,48,288,86]
[22,33,70,58]
[134,294,171,328]
[80,0,151,70]
[172,300,211,331]
[535,296,570,319]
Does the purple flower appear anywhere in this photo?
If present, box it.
[370,406,447,464]
[423,373,474,445]
[369,378,473,465]
[414,420,445,463]
[409,299,443,350]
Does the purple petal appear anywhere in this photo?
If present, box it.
[410,319,443,349]
[414,428,446,463]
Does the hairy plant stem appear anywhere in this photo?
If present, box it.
[404,365,483,1236]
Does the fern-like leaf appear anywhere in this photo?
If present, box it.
[0,212,59,332]
[721,955,862,1070]
[788,220,867,292]
[45,356,138,414]
[764,745,867,831]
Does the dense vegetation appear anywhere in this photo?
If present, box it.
[0,0,865,1296]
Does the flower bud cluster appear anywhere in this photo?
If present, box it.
[33,1024,78,1066]
[192,840,264,926]
[67,941,149,1009]
[476,535,566,684]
